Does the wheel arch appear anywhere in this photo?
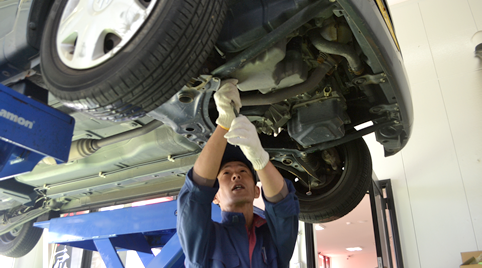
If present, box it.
[27,0,56,50]
[272,138,372,223]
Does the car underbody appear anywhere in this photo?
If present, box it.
[0,0,413,257]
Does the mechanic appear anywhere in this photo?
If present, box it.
[177,80,300,267]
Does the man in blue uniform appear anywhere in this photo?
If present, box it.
[177,80,300,267]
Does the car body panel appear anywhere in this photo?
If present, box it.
[0,0,19,38]
[0,0,39,85]
[338,0,413,155]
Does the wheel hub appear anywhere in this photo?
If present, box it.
[93,0,114,12]
[9,227,21,237]
[56,0,158,69]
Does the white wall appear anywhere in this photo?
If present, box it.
[364,0,482,267]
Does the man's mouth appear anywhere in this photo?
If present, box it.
[232,184,245,191]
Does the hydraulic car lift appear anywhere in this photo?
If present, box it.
[0,82,220,267]
[0,82,75,237]
[0,82,74,219]
[35,201,222,268]
[0,82,221,267]
[0,83,74,180]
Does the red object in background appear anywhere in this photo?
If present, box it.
[325,256,331,268]
[60,210,89,217]
[318,254,331,268]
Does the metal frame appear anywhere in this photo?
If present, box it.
[33,180,405,268]
[369,179,404,268]
[34,200,222,268]
[304,222,317,268]
[148,75,221,148]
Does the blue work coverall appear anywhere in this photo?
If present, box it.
[177,169,300,268]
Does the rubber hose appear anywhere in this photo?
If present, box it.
[308,31,364,75]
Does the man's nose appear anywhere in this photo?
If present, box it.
[231,173,241,181]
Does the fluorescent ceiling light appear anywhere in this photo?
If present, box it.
[346,247,363,252]
[315,224,325,231]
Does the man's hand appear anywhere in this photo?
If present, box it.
[224,116,269,171]
[214,79,241,130]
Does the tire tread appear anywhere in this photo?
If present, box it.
[0,219,43,258]
[297,138,373,223]
[42,0,227,121]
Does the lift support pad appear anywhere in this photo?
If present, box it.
[35,200,222,268]
[0,83,75,180]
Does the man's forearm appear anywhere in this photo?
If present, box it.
[256,161,289,203]
[192,125,228,186]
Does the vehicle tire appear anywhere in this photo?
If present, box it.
[273,138,372,223]
[0,219,43,258]
[40,0,227,121]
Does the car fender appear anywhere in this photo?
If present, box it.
[337,0,414,156]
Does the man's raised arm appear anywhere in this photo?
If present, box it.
[224,116,288,202]
[192,80,241,187]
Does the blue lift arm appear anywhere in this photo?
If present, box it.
[0,83,75,180]
[35,200,222,268]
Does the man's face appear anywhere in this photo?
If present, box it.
[214,161,260,210]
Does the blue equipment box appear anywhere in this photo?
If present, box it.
[0,83,75,180]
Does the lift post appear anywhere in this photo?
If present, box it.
[35,200,222,268]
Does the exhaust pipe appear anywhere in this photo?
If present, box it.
[309,30,364,75]
[43,120,164,164]
[68,120,164,161]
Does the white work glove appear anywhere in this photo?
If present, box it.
[213,79,241,130]
[224,116,270,171]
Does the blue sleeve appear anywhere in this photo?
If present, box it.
[262,179,300,267]
[177,168,219,267]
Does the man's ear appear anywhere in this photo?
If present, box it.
[254,185,261,199]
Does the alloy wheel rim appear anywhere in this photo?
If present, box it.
[0,226,21,243]
[56,0,157,69]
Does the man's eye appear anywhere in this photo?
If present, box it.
[240,169,247,173]
[223,171,230,175]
